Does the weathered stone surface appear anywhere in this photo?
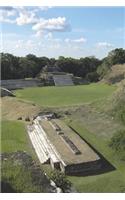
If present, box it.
[1,87,15,97]
[1,79,43,90]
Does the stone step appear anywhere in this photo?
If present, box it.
[33,124,60,163]
[53,75,74,86]
[28,129,49,163]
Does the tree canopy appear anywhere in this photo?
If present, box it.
[1,48,125,81]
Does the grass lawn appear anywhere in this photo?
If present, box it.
[15,83,116,107]
[68,121,125,192]
[1,120,33,154]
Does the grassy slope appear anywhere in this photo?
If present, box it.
[68,122,125,192]
[15,84,116,107]
[102,64,125,84]
[1,96,41,121]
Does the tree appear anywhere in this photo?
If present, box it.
[108,48,125,65]
[97,48,125,79]
[19,57,37,78]
[1,48,124,81]
[86,71,99,82]
[1,53,20,79]
[109,130,125,152]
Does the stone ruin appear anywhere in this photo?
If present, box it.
[27,114,103,175]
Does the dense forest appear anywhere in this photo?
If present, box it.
[1,48,125,82]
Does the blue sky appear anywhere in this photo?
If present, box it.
[1,6,125,58]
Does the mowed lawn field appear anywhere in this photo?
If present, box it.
[15,83,116,107]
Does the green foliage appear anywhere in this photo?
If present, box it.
[15,84,116,107]
[1,48,125,81]
[97,59,111,78]
[1,53,49,80]
[109,130,125,153]
[86,71,99,82]
[1,53,101,81]
[56,56,101,78]
[50,170,72,192]
[111,83,125,123]
[1,154,51,193]
[97,48,125,79]
[1,160,39,192]
[113,104,125,123]
[1,53,20,79]
[108,48,125,65]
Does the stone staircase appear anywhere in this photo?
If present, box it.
[53,75,74,86]
[27,119,60,164]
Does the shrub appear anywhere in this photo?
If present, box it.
[109,130,125,152]
[50,170,72,192]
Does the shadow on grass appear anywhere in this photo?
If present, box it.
[1,181,17,193]
[68,126,116,177]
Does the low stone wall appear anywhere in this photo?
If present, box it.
[65,160,102,175]
[1,79,43,90]
[1,87,15,97]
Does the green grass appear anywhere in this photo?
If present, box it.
[1,160,41,193]
[1,121,32,154]
[15,84,116,107]
[1,157,50,193]
[67,121,125,192]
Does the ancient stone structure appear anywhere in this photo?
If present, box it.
[39,65,74,86]
[27,114,102,175]
[1,79,43,90]
[53,75,74,86]
[1,87,15,97]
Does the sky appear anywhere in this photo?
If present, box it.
[1,6,125,59]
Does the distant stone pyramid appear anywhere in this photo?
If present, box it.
[39,65,74,86]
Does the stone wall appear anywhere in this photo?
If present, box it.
[65,160,102,176]
[1,87,15,97]
[1,79,43,90]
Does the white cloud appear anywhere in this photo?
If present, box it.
[35,6,53,11]
[32,17,70,34]
[65,37,87,43]
[49,43,61,49]
[44,32,53,39]
[97,42,113,48]
[16,10,38,25]
[34,30,44,37]
[0,7,39,25]
[15,40,35,49]
[0,7,16,23]
[0,7,71,39]
[0,16,15,23]
[73,37,87,43]
[15,40,23,49]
